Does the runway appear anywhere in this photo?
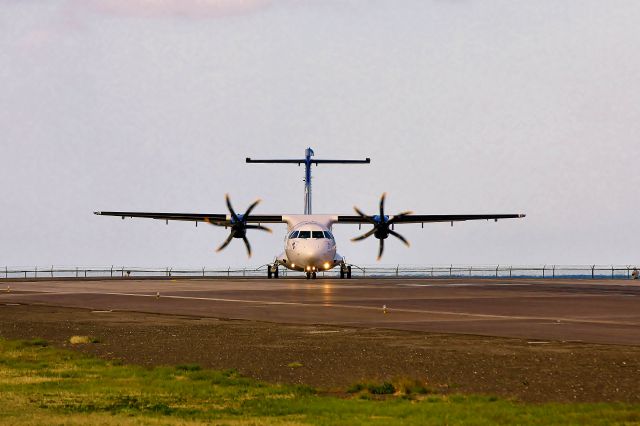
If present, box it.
[1,277,640,345]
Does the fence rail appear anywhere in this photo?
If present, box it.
[0,265,638,280]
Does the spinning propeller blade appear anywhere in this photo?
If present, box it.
[216,232,235,252]
[352,193,412,260]
[211,194,271,258]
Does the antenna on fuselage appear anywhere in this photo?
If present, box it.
[246,147,370,215]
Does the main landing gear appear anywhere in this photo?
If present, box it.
[339,264,352,279]
[267,263,279,279]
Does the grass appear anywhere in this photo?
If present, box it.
[1,338,640,425]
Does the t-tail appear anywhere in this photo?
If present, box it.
[246,148,370,214]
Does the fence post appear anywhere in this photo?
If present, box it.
[121,267,124,277]
[591,265,595,279]
[496,265,499,278]
[396,265,399,277]
[202,267,205,277]
[612,265,614,279]
[628,267,631,279]
[509,266,512,278]
[542,265,546,279]
[363,267,366,277]
[34,266,37,279]
[51,266,54,278]
[227,267,230,277]
[449,264,452,278]
[469,266,472,277]
[110,266,113,278]
[552,265,556,279]
[76,267,78,278]
[243,268,246,277]
[5,266,7,279]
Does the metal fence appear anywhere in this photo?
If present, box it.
[0,264,638,280]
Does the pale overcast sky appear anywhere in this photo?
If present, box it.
[1,0,639,268]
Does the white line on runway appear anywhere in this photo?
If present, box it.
[2,290,639,327]
[92,291,640,326]
[397,283,533,287]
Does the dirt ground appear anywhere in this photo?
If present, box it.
[1,304,639,403]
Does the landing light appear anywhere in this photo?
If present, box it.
[291,263,296,268]
[306,266,311,271]
[323,262,330,270]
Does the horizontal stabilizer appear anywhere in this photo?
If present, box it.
[246,158,370,165]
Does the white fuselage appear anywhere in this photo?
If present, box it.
[276,215,343,272]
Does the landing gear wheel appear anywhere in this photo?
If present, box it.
[340,263,349,279]
[312,272,317,279]
[306,272,311,280]
[268,264,279,279]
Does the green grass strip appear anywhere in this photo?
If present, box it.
[1,338,639,425]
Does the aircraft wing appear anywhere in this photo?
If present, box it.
[94,211,285,225]
[335,213,526,224]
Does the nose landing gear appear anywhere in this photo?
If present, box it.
[305,271,317,279]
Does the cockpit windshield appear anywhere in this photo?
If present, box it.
[294,230,326,239]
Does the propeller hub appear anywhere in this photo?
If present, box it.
[231,214,245,225]
[372,215,389,224]
[374,228,390,240]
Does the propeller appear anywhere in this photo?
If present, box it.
[351,193,412,260]
[206,194,271,258]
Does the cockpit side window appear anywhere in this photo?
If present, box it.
[312,231,324,239]
[297,231,311,239]
[289,231,299,239]
[323,231,334,240]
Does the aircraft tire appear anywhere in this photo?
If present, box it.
[347,266,352,279]
[274,267,279,279]
[267,268,272,279]
[306,272,311,279]
[312,272,317,279]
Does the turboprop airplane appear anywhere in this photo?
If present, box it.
[95,148,525,279]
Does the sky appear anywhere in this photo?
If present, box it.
[1,0,639,268]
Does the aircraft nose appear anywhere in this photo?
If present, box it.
[301,252,320,265]
[300,245,324,266]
